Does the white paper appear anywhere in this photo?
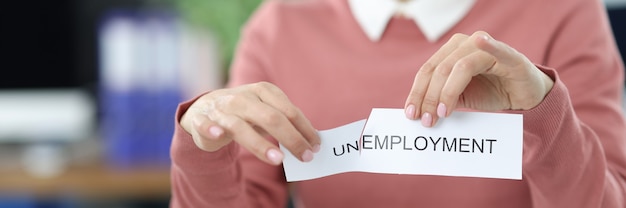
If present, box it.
[281,108,523,182]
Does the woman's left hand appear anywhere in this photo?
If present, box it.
[404,31,554,127]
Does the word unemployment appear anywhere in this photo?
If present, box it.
[333,135,498,156]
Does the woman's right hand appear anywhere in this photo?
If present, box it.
[180,82,321,165]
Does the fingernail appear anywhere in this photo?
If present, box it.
[301,150,314,162]
[312,144,321,153]
[482,35,494,45]
[405,104,416,119]
[421,112,432,127]
[437,103,447,118]
[208,126,224,138]
[266,149,284,165]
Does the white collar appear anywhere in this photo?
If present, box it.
[347,0,476,42]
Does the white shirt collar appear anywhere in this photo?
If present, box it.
[347,0,476,42]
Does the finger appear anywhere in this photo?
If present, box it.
[192,113,225,139]
[253,82,321,151]
[405,33,469,120]
[473,32,523,68]
[418,63,449,127]
[234,100,315,162]
[212,109,286,166]
[419,36,485,127]
[189,113,229,152]
[253,125,271,138]
[440,51,496,113]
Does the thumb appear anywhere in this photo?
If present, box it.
[473,32,523,67]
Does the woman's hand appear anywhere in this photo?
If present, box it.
[180,82,321,165]
[405,31,554,127]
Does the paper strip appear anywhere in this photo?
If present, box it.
[281,108,523,182]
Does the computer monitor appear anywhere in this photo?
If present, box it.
[0,0,96,142]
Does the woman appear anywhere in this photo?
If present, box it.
[170,0,626,207]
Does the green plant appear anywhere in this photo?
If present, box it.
[176,0,263,72]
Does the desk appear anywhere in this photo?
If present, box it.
[0,163,171,200]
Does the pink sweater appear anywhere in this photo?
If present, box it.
[170,0,626,207]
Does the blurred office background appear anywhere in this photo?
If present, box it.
[0,0,624,207]
[0,0,260,207]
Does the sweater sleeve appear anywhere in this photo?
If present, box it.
[519,0,626,207]
[169,1,289,208]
